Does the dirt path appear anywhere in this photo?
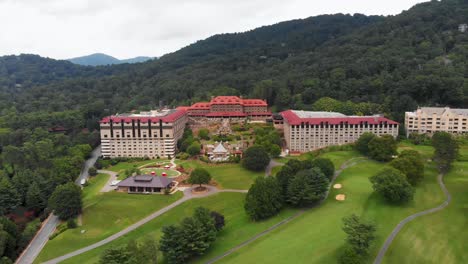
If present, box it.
[373,172,451,264]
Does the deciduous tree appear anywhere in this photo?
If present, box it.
[369,168,414,204]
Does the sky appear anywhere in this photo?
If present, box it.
[0,0,428,60]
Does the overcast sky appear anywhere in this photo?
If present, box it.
[0,0,428,60]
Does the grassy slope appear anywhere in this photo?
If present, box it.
[382,145,468,264]
[218,146,445,264]
[61,193,298,264]
[177,160,264,189]
[36,173,183,263]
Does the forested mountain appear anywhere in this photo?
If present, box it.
[1,0,467,122]
[68,53,154,66]
[0,54,130,89]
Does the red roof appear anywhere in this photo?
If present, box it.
[205,112,247,117]
[187,96,267,111]
[100,109,187,124]
[280,110,399,126]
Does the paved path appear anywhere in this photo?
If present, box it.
[16,146,101,264]
[205,157,366,264]
[41,185,246,264]
[98,170,118,192]
[373,172,451,264]
[265,159,283,177]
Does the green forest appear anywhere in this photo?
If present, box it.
[0,0,467,262]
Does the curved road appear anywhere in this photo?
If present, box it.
[15,146,101,264]
[373,172,451,264]
[42,186,246,264]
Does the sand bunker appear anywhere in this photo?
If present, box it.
[333,184,342,189]
[335,194,346,201]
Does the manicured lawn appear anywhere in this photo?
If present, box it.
[36,177,183,263]
[270,165,283,176]
[218,145,445,264]
[140,167,180,177]
[82,173,110,206]
[205,165,264,189]
[60,193,298,264]
[382,146,468,264]
[105,159,169,174]
[320,150,362,169]
[177,160,263,189]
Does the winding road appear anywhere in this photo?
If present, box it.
[15,146,101,264]
[373,172,451,264]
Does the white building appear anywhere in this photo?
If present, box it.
[281,110,399,153]
[99,109,188,158]
[405,107,468,137]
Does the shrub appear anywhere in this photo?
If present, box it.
[67,219,77,229]
[369,168,414,204]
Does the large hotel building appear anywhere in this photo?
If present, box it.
[186,96,271,121]
[99,109,187,158]
[281,110,399,153]
[405,107,468,136]
[99,96,270,158]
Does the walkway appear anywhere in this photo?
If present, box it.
[98,170,118,192]
[41,185,247,264]
[373,172,451,264]
[205,157,367,263]
[265,159,283,176]
[16,146,101,264]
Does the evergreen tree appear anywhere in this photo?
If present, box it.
[432,131,459,173]
[311,158,335,180]
[0,178,21,215]
[287,168,329,207]
[26,182,46,212]
[160,225,189,264]
[245,177,283,220]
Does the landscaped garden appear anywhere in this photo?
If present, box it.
[35,173,183,263]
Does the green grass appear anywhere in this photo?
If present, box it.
[36,177,183,263]
[320,150,362,169]
[140,168,180,177]
[217,145,445,264]
[381,146,468,264]
[177,160,264,189]
[60,193,298,264]
[105,159,169,174]
[82,173,110,206]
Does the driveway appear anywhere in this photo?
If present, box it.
[98,170,118,192]
[15,146,101,264]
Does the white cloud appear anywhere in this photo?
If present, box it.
[0,0,428,59]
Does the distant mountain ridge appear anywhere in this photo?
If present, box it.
[68,53,154,66]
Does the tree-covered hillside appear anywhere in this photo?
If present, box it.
[0,0,467,122]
